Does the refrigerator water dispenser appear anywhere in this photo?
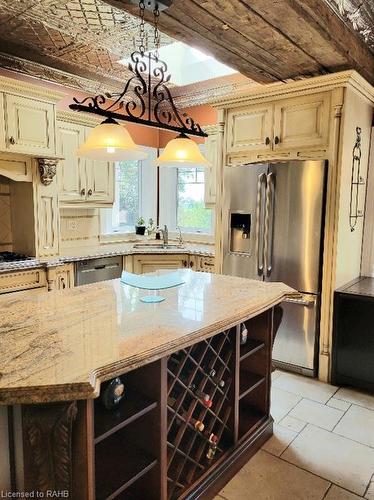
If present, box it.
[230,213,251,254]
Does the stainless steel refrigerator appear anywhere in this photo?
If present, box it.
[222,160,327,376]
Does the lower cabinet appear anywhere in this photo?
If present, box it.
[46,264,75,291]
[131,254,215,274]
[132,254,190,274]
[0,268,47,294]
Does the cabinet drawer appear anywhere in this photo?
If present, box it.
[227,104,273,153]
[4,94,56,155]
[196,256,215,272]
[273,93,330,151]
[0,268,47,294]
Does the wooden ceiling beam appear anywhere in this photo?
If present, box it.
[105,0,374,85]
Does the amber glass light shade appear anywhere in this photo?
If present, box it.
[155,134,211,167]
[77,118,148,161]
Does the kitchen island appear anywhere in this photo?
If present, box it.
[0,270,294,499]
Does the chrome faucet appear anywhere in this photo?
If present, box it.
[159,224,169,246]
[176,226,184,246]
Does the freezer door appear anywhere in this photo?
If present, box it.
[272,294,318,375]
[222,163,268,279]
[265,160,326,293]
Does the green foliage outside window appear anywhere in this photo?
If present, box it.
[116,161,139,227]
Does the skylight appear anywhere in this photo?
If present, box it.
[120,41,236,86]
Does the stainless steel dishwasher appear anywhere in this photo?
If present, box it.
[75,256,123,286]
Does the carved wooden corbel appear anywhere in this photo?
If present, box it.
[22,401,78,492]
[38,158,58,186]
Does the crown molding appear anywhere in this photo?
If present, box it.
[203,124,218,135]
[57,110,103,128]
[211,70,374,108]
[0,73,65,103]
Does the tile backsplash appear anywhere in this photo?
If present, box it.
[59,208,101,249]
[0,180,12,251]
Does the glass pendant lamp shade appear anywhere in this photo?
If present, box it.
[155,133,211,167]
[77,117,148,161]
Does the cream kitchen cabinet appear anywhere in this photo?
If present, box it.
[57,121,85,203]
[57,119,114,206]
[226,92,330,160]
[1,94,56,156]
[226,103,273,154]
[195,255,215,272]
[132,254,190,274]
[273,92,330,152]
[204,126,218,207]
[46,263,75,291]
[0,268,47,294]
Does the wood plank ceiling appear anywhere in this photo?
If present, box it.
[107,0,374,85]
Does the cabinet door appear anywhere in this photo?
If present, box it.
[204,134,218,207]
[57,121,86,203]
[273,93,330,151]
[226,104,273,153]
[55,265,75,290]
[133,254,189,274]
[4,94,56,155]
[84,127,114,204]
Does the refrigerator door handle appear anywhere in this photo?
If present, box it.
[255,173,266,276]
[264,172,276,277]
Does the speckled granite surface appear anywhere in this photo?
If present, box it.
[0,270,294,404]
[0,242,215,273]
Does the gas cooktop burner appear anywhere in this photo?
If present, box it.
[0,252,33,262]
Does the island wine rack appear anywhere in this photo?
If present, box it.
[20,308,274,500]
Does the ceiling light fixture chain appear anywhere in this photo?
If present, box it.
[153,4,161,59]
[138,0,146,55]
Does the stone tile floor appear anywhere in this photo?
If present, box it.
[216,371,374,500]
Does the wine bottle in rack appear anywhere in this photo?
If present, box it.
[240,323,248,345]
[205,433,218,460]
[175,411,205,432]
[189,384,213,408]
[202,365,226,388]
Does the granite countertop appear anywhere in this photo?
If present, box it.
[0,242,215,273]
[0,270,294,404]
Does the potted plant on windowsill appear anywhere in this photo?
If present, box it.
[135,217,146,235]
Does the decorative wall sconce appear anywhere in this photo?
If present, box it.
[349,126,365,232]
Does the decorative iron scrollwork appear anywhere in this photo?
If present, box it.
[349,127,365,232]
[69,51,207,138]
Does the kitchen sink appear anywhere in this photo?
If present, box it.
[133,243,185,250]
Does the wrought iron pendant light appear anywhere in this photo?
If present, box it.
[70,0,209,167]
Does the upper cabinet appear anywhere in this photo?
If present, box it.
[4,94,55,155]
[227,103,273,154]
[273,93,330,152]
[57,121,85,203]
[225,91,331,162]
[0,75,64,157]
[56,113,114,207]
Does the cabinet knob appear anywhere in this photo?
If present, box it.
[9,136,15,145]
[274,136,280,145]
[189,261,194,268]
[183,260,188,267]
[81,188,86,196]
[265,137,270,146]
[87,189,93,196]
